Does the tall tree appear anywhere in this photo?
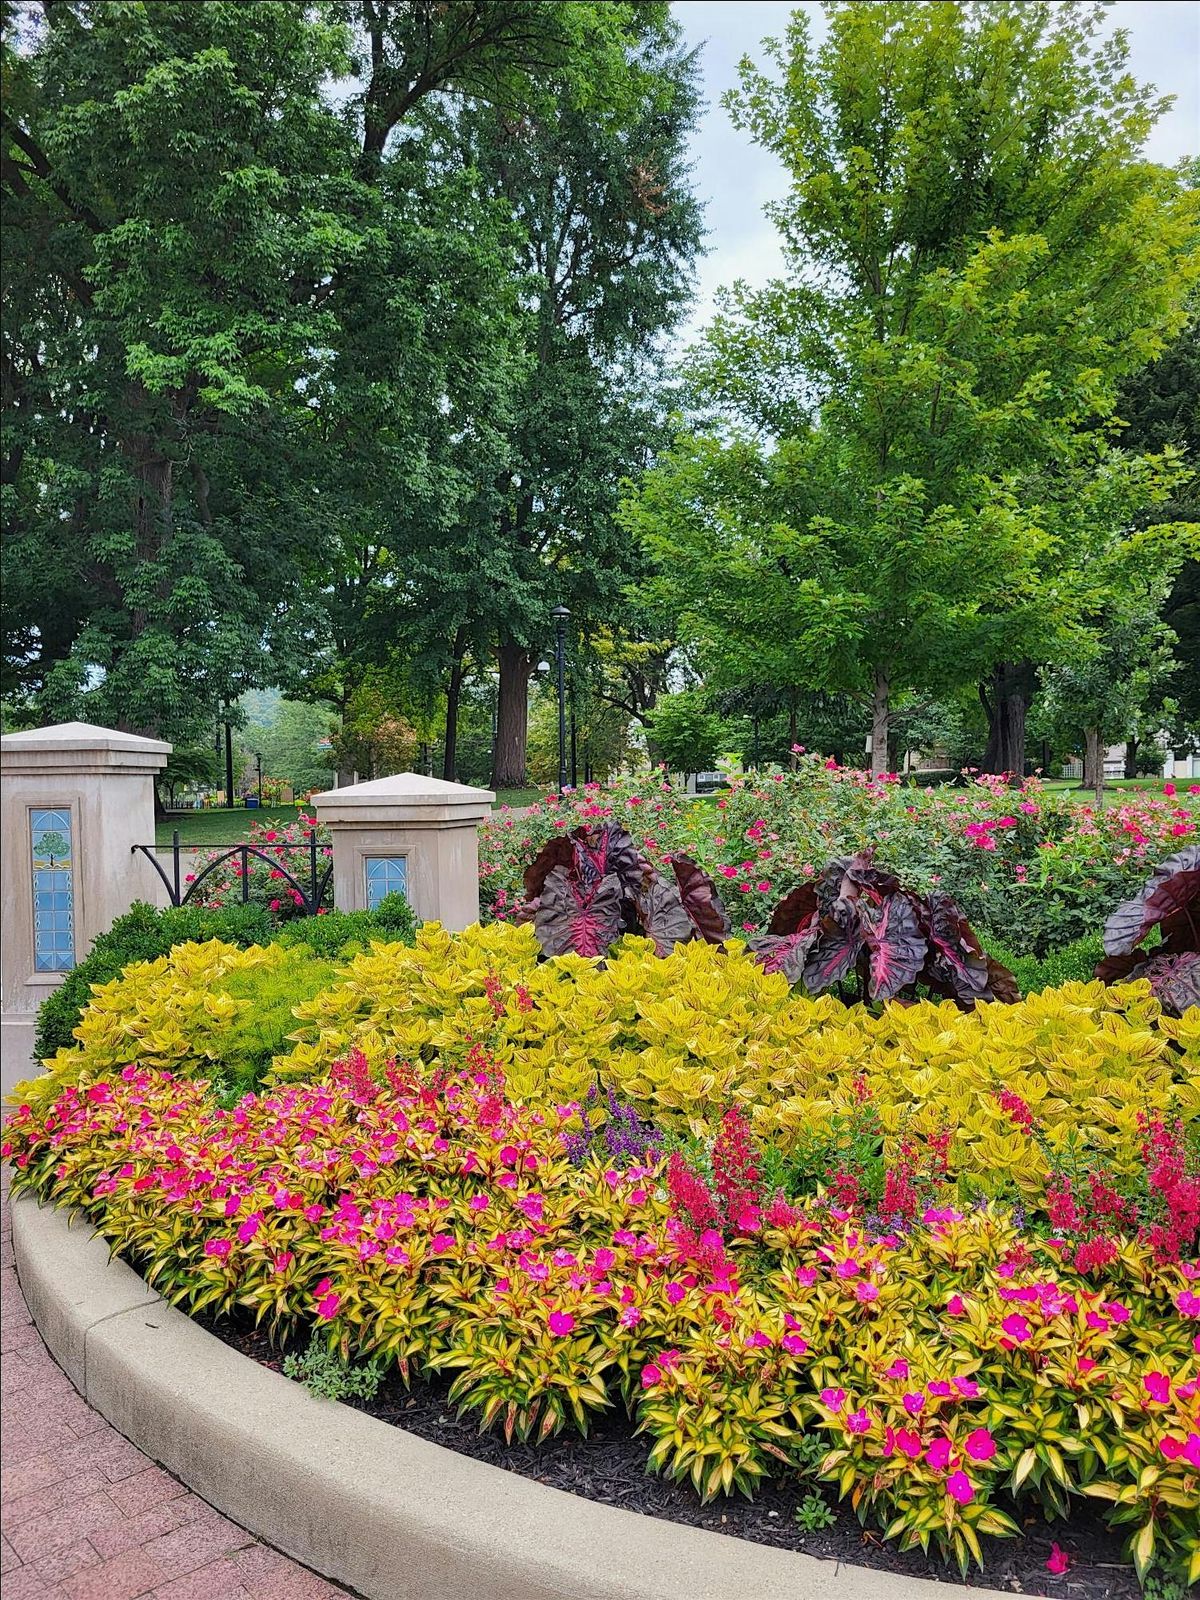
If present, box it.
[2,1,357,737]
[422,6,703,788]
[627,2,1199,776]
[1,0,643,743]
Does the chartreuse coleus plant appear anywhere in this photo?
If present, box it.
[14,939,339,1116]
[5,1056,1197,1583]
[19,923,1197,1204]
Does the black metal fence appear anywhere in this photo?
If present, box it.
[132,830,332,916]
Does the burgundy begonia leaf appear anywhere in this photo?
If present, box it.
[803,901,864,993]
[843,856,904,906]
[533,867,624,959]
[1096,948,1200,1014]
[671,855,732,944]
[767,881,819,937]
[1102,844,1200,956]
[983,956,1021,1005]
[920,891,995,1004]
[523,835,576,903]
[636,877,696,957]
[748,926,820,985]
[1140,950,1200,1014]
[859,891,927,1001]
[573,822,650,899]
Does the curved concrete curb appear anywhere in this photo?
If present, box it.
[13,1191,1014,1600]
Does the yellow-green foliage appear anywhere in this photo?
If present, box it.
[276,923,1199,1195]
[19,920,1198,1194]
[19,940,340,1113]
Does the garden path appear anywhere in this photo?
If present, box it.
[0,1170,348,1600]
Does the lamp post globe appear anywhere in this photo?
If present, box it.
[551,606,570,793]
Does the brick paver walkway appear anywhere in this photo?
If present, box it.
[1,1175,349,1600]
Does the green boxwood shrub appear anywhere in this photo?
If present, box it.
[34,892,417,1061]
[980,932,1104,996]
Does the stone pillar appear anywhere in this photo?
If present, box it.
[1,722,171,1094]
[311,773,494,931]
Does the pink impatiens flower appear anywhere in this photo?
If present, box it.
[547,1311,575,1336]
[925,1437,952,1471]
[846,1409,872,1434]
[946,1470,974,1505]
[1143,1371,1171,1405]
[640,1363,662,1388]
[1000,1313,1031,1343]
[965,1427,996,1463]
[1046,1544,1071,1575]
[819,1387,847,1412]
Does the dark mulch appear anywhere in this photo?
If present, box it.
[199,1312,1144,1600]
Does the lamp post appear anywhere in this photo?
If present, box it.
[255,752,263,805]
[552,605,570,793]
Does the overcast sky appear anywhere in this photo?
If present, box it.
[672,0,1200,342]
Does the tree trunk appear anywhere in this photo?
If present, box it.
[442,627,467,783]
[1124,737,1139,780]
[869,669,891,779]
[491,640,533,789]
[1083,727,1105,807]
[980,661,1034,778]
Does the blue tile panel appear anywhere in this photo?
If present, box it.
[31,807,76,972]
[364,855,408,910]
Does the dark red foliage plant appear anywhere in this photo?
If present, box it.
[747,851,1016,1008]
[521,823,731,960]
[1095,843,1200,1013]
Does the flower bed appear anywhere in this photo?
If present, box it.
[479,764,1199,955]
[6,1049,1198,1586]
[23,926,1199,1204]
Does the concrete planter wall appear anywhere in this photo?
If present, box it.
[12,1192,1011,1600]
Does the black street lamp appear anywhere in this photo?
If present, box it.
[552,605,570,793]
[255,752,263,805]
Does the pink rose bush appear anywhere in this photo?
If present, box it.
[479,761,1197,952]
[6,1052,1197,1584]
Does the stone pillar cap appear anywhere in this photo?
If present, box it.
[311,772,495,821]
[0,721,172,768]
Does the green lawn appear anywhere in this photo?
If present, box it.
[157,790,545,844]
[156,805,308,847]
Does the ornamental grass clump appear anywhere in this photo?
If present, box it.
[5,1056,1197,1583]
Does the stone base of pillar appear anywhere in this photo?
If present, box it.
[1,1011,38,1103]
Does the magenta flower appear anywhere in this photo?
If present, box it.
[640,1363,662,1388]
[1143,1371,1171,1405]
[945,1294,966,1316]
[781,1334,808,1356]
[895,1428,922,1459]
[547,1311,575,1336]
[902,1391,924,1416]
[846,1409,871,1434]
[819,1387,847,1412]
[952,1376,981,1398]
[884,1359,909,1379]
[1000,1313,1031,1343]
[203,1238,231,1259]
[964,1427,996,1463]
[925,1437,952,1471]
[1046,1543,1070,1575]
[855,1281,879,1303]
[927,1381,952,1398]
[946,1471,974,1505]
